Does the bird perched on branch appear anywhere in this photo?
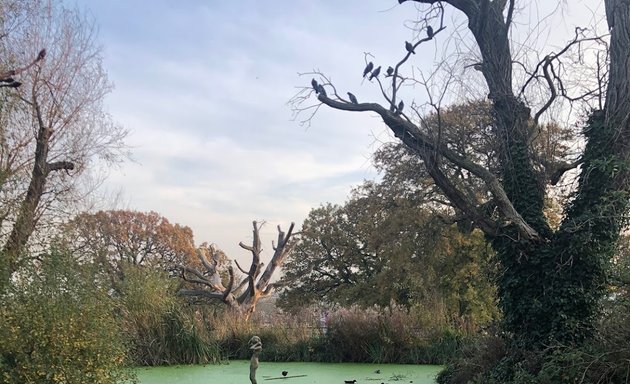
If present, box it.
[397,100,404,114]
[347,92,358,104]
[37,48,46,60]
[369,66,381,81]
[362,61,374,78]
[405,41,415,54]
[317,84,327,97]
[0,80,21,88]
[386,66,394,76]
[311,78,319,93]
[427,25,434,39]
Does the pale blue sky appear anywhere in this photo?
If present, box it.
[77,0,604,262]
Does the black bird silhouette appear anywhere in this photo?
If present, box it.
[282,371,288,377]
[347,92,358,104]
[37,48,46,60]
[386,66,394,76]
[405,41,415,54]
[344,381,357,384]
[311,78,319,93]
[0,81,21,88]
[363,61,374,78]
[397,100,404,114]
[369,66,381,81]
[427,25,434,38]
[375,369,381,374]
[317,84,327,97]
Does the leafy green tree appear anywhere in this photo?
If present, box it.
[0,248,130,384]
[280,149,498,331]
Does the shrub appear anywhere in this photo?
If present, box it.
[0,249,131,384]
[117,265,221,365]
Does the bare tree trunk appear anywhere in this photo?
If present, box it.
[1,93,73,287]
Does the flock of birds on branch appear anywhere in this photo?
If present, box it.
[310,25,435,117]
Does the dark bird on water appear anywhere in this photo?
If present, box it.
[311,78,319,93]
[375,369,381,374]
[405,41,415,54]
[282,371,288,377]
[344,380,357,384]
[347,92,358,104]
[363,61,374,77]
[386,66,394,76]
[397,100,404,114]
[369,66,381,81]
[427,25,434,38]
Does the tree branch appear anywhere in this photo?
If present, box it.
[316,93,541,240]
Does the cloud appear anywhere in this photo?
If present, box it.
[76,1,464,261]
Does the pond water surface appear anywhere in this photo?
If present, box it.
[134,361,442,384]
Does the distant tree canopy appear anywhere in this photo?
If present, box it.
[63,210,197,284]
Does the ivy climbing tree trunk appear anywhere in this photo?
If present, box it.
[293,0,630,349]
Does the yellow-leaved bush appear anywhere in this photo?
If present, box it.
[0,248,133,384]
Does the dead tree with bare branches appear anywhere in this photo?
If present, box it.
[291,0,630,350]
[179,221,297,318]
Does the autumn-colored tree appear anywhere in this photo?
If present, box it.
[64,210,196,285]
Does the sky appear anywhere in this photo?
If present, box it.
[75,0,605,264]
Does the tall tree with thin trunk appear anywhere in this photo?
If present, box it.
[0,1,127,289]
[292,0,630,349]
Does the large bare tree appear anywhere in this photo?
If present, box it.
[0,1,127,288]
[292,0,630,349]
[179,221,297,319]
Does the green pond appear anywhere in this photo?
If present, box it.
[134,361,442,384]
